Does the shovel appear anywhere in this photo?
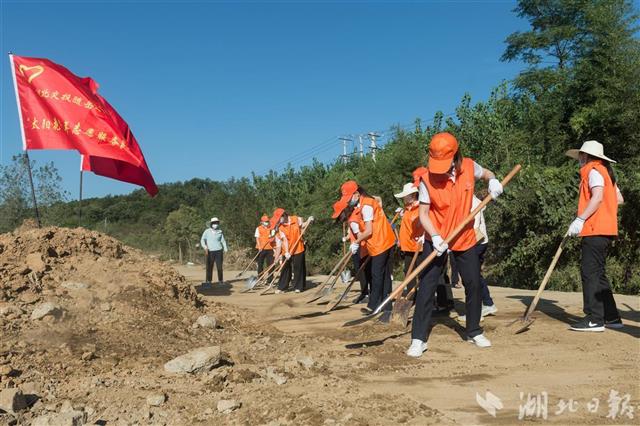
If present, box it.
[510,233,569,334]
[343,164,522,327]
[325,256,371,312]
[243,260,278,292]
[306,251,351,303]
[318,255,351,299]
[392,246,422,327]
[238,237,273,278]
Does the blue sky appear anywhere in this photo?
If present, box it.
[1,1,529,199]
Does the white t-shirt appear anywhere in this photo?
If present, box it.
[350,222,361,235]
[472,195,488,244]
[254,227,261,238]
[588,169,604,189]
[361,205,374,222]
[418,161,484,204]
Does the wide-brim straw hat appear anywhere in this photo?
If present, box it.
[394,182,419,199]
[566,140,616,163]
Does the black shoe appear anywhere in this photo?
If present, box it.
[360,307,373,315]
[378,311,391,324]
[352,293,368,304]
[605,318,624,329]
[201,282,212,289]
[569,318,604,332]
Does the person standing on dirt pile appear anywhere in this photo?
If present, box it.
[255,215,275,276]
[407,132,503,357]
[271,208,314,294]
[394,182,425,297]
[565,140,625,332]
[457,194,498,322]
[200,217,228,287]
[334,203,372,304]
[333,181,396,323]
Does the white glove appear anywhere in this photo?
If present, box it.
[350,242,359,254]
[568,217,585,237]
[488,178,503,200]
[431,234,448,257]
[395,207,403,214]
[308,216,315,222]
[269,229,276,238]
[284,252,291,260]
[342,236,349,243]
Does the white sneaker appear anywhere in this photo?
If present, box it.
[468,334,492,348]
[294,289,301,293]
[274,289,283,294]
[481,304,498,317]
[406,339,428,357]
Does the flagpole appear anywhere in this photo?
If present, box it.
[78,155,83,224]
[23,152,41,228]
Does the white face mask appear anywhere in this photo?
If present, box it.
[212,224,219,229]
[262,222,269,227]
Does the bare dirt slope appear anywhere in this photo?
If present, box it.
[0,225,637,425]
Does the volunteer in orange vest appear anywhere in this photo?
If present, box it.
[254,215,275,276]
[333,204,372,304]
[271,208,314,293]
[333,181,396,323]
[565,140,624,331]
[408,132,502,357]
[394,182,425,296]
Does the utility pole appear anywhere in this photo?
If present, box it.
[339,137,352,164]
[368,132,380,162]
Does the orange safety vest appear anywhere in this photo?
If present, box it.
[348,207,369,258]
[399,202,424,252]
[578,161,618,237]
[359,196,396,257]
[255,225,274,250]
[279,215,305,255]
[420,157,477,252]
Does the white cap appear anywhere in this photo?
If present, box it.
[394,182,419,199]
[566,140,616,163]
[210,217,219,223]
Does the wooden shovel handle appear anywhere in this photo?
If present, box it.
[370,165,522,315]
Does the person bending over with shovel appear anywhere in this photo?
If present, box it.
[334,203,372,304]
[565,140,624,332]
[394,182,425,297]
[271,208,314,294]
[407,132,503,357]
[333,181,396,323]
[200,217,228,288]
[255,215,275,276]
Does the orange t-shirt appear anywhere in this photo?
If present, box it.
[398,202,424,252]
[360,196,396,256]
[578,161,618,237]
[419,157,477,252]
[278,215,305,255]
[255,225,274,250]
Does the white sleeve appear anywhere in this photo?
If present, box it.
[361,205,374,222]
[418,182,430,204]
[588,169,605,189]
[350,222,360,234]
[298,217,303,226]
[254,227,260,238]
[275,236,282,248]
[473,161,484,180]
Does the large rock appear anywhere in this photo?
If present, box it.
[0,388,27,414]
[146,393,166,406]
[164,346,221,374]
[25,253,46,273]
[217,399,241,414]
[30,302,63,320]
[296,355,315,369]
[31,410,87,426]
[196,314,217,329]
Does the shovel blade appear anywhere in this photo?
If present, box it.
[513,316,536,334]
[392,298,412,328]
[340,270,352,284]
[245,276,258,290]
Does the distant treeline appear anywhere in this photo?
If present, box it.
[2,0,638,294]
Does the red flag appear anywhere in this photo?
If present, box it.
[10,54,158,196]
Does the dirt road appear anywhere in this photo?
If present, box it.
[179,264,640,425]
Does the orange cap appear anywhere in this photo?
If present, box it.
[332,180,358,218]
[412,166,428,187]
[428,132,458,174]
[260,215,269,222]
[332,199,348,219]
[269,208,285,229]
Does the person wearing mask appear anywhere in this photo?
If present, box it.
[334,204,372,304]
[271,208,314,293]
[394,182,424,296]
[200,217,228,288]
[254,215,275,275]
[566,140,624,331]
[333,181,396,323]
[408,132,503,357]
